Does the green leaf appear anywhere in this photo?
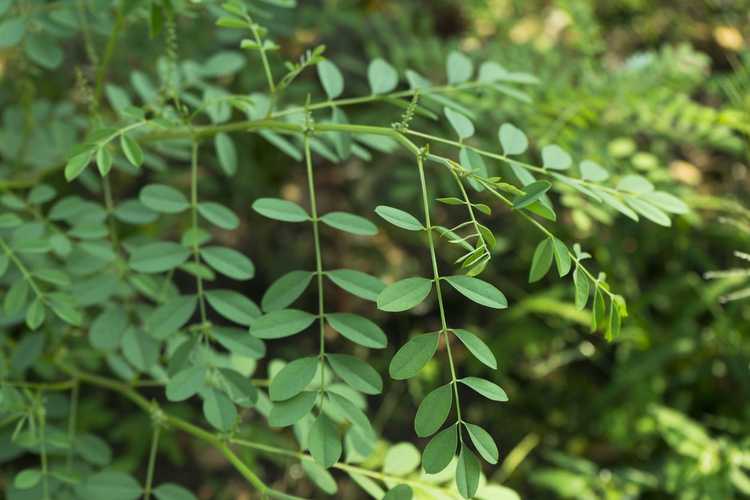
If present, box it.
[25,32,62,69]
[206,289,260,326]
[121,328,159,371]
[459,377,508,401]
[580,160,609,181]
[201,246,255,280]
[592,286,606,332]
[80,470,142,500]
[552,238,572,277]
[0,18,25,49]
[217,368,258,407]
[269,356,318,401]
[212,326,266,358]
[327,354,382,394]
[139,184,190,213]
[262,270,314,311]
[443,275,507,309]
[447,51,473,84]
[302,460,338,495]
[214,133,237,176]
[268,391,317,427]
[453,329,497,369]
[377,277,433,312]
[513,181,552,210]
[5,280,29,315]
[383,484,413,500]
[528,238,554,283]
[499,123,528,156]
[374,205,423,231]
[326,313,387,349]
[617,174,653,194]
[317,59,344,99]
[309,414,342,468]
[153,483,198,500]
[198,202,239,230]
[368,58,398,94]
[14,468,41,490]
[320,212,378,236]
[384,442,421,475]
[145,295,197,340]
[326,269,384,301]
[542,145,572,170]
[444,107,475,140]
[97,147,113,175]
[422,425,457,474]
[625,198,671,227]
[166,366,207,402]
[120,134,144,167]
[25,298,45,330]
[642,191,689,214]
[252,197,309,222]
[607,298,621,341]
[327,392,374,434]
[65,152,93,181]
[594,189,639,221]
[91,307,130,350]
[465,422,498,464]
[202,387,237,431]
[251,309,316,339]
[389,332,439,380]
[573,267,590,310]
[456,446,481,499]
[415,384,452,437]
[129,242,191,273]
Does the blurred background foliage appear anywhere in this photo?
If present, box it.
[2,0,750,498]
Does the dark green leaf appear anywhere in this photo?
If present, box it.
[465,422,498,464]
[320,212,378,236]
[528,238,553,283]
[212,326,266,358]
[415,384,452,437]
[201,246,255,280]
[327,354,382,394]
[422,425,457,474]
[198,202,239,230]
[252,197,309,222]
[389,332,439,380]
[513,181,552,210]
[205,289,260,326]
[268,391,317,427]
[453,329,497,369]
[377,277,432,312]
[129,242,190,273]
[443,275,507,309]
[120,134,144,167]
[261,270,314,311]
[552,238,572,277]
[326,269,384,301]
[456,446,481,499]
[374,205,423,231]
[459,377,508,401]
[202,387,237,431]
[251,309,316,339]
[269,356,318,401]
[309,413,341,468]
[326,313,387,349]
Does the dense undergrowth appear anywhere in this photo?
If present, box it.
[1,1,749,499]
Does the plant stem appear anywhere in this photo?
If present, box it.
[93,4,125,105]
[0,237,45,301]
[415,153,463,425]
[65,380,79,471]
[189,138,209,323]
[57,361,272,495]
[38,399,49,500]
[303,135,327,409]
[143,424,161,500]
